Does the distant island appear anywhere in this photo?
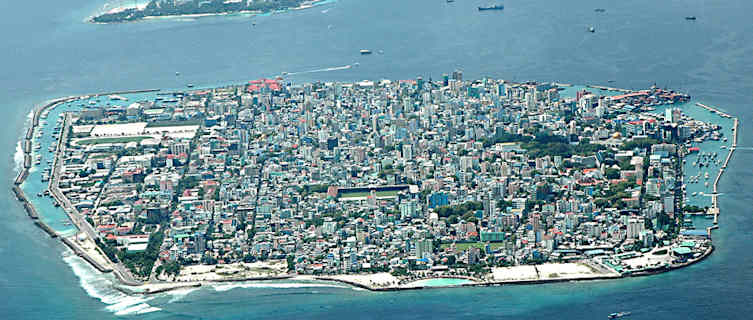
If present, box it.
[90,0,323,23]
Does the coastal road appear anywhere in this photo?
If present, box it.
[48,112,141,285]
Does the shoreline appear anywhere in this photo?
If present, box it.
[131,244,714,295]
[13,84,728,297]
[87,0,334,24]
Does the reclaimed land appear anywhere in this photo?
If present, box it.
[15,83,733,295]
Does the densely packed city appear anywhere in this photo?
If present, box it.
[47,72,719,285]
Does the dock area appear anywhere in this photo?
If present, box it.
[695,103,739,228]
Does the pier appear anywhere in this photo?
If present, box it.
[586,84,632,93]
[695,102,733,119]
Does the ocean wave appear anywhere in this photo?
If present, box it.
[114,303,161,316]
[165,286,200,303]
[212,282,349,292]
[62,250,161,316]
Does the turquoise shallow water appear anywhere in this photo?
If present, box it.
[2,0,753,319]
[408,278,474,287]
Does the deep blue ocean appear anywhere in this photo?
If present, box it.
[1,0,752,319]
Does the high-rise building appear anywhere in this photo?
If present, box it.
[415,239,433,259]
[402,144,413,160]
[452,69,463,82]
[627,218,645,239]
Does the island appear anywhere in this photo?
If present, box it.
[90,0,327,23]
[14,72,737,293]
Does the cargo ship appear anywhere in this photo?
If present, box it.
[478,5,504,11]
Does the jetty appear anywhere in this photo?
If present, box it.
[696,102,733,119]
[586,84,632,93]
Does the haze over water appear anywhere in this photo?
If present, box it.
[1,0,752,319]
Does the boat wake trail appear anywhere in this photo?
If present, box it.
[62,250,162,316]
[286,65,352,76]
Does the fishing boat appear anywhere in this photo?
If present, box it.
[685,16,696,20]
[588,26,596,33]
[360,49,372,55]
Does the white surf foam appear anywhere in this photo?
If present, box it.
[212,282,349,292]
[13,141,24,173]
[166,286,200,303]
[62,250,161,316]
[114,303,161,316]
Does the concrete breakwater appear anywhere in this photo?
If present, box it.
[60,237,112,273]
[696,102,733,118]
